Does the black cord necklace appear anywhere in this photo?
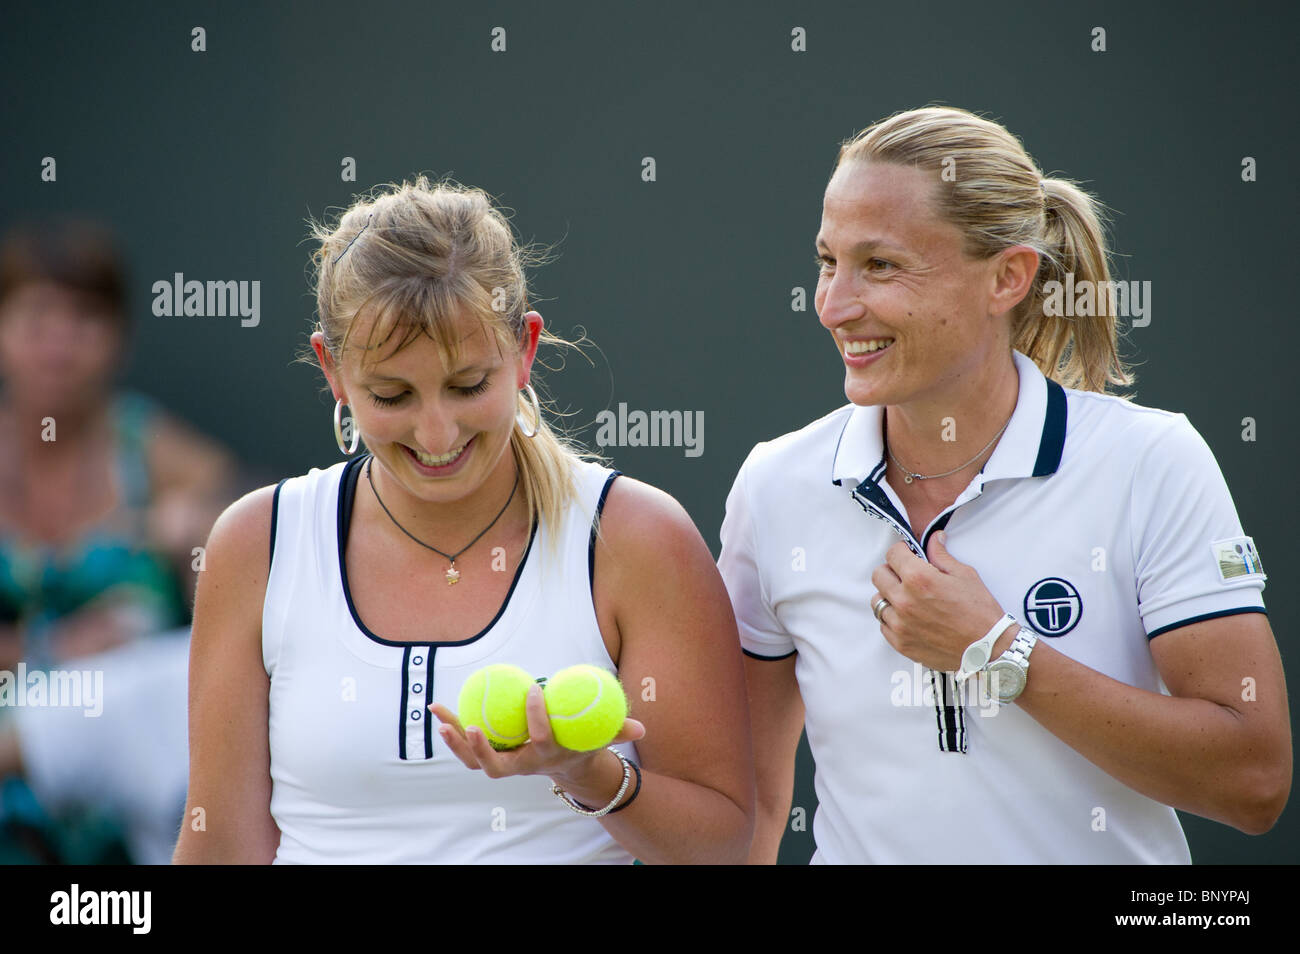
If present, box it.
[365,456,519,585]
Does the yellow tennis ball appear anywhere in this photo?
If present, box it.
[457,664,535,750]
[543,664,628,751]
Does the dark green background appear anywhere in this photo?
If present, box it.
[3,1,1295,863]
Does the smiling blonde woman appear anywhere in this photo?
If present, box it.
[720,106,1290,864]
[173,177,753,864]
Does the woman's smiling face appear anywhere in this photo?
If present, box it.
[313,307,541,504]
[815,160,1008,410]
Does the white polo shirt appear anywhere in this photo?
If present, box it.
[718,348,1268,864]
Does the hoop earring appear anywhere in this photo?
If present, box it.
[516,384,540,439]
[334,399,360,455]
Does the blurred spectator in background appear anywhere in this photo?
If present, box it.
[0,628,192,864]
[0,217,239,862]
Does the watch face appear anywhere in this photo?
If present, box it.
[987,661,1026,702]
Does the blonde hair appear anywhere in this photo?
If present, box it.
[836,106,1136,396]
[301,175,601,553]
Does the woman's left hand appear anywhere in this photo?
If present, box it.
[429,684,646,789]
[869,531,1009,671]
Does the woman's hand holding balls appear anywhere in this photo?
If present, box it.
[429,665,645,795]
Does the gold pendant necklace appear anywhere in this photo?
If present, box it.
[366,457,519,585]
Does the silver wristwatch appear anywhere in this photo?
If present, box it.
[984,625,1038,704]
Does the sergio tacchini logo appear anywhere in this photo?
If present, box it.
[1023,577,1082,636]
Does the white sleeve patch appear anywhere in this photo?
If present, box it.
[1211,536,1266,582]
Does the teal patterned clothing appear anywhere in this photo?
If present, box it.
[0,389,190,664]
[0,389,192,863]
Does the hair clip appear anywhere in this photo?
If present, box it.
[333,212,374,264]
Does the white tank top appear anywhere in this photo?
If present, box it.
[262,452,637,863]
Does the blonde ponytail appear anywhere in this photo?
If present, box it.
[837,106,1136,396]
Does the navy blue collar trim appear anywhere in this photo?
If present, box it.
[851,475,916,547]
[1032,378,1068,477]
[869,456,887,485]
[831,376,1067,489]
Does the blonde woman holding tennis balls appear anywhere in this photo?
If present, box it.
[174,177,753,864]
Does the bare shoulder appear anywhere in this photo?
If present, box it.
[590,474,725,664]
[187,484,281,677]
[587,472,753,843]
[191,483,281,636]
[204,483,279,583]
[593,473,731,632]
[596,474,704,562]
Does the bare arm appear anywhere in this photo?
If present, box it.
[743,652,805,864]
[1014,612,1291,834]
[554,478,756,863]
[171,486,281,863]
[430,478,756,862]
